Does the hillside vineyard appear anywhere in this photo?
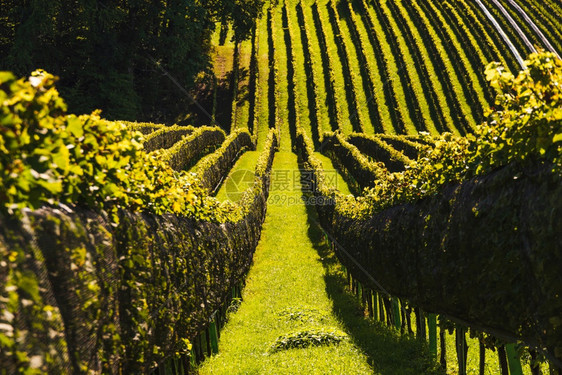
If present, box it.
[0,0,561,374]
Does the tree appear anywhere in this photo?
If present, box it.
[0,0,264,122]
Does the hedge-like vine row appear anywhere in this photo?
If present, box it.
[456,0,521,73]
[524,0,562,51]
[488,0,539,52]
[376,0,449,135]
[328,155,561,367]
[498,0,547,51]
[193,129,254,194]
[270,6,292,147]
[247,26,259,140]
[514,0,562,55]
[336,1,382,135]
[160,126,226,172]
[393,0,488,134]
[542,0,562,17]
[358,0,410,134]
[281,4,300,147]
[297,127,562,369]
[374,134,428,160]
[230,43,243,132]
[142,125,194,152]
[302,1,340,135]
[122,121,165,135]
[326,0,370,134]
[452,0,516,70]
[477,0,530,56]
[339,0,391,134]
[0,129,278,374]
[295,53,562,366]
[399,0,475,133]
[253,14,272,149]
[0,69,281,373]
[294,2,327,146]
[271,4,310,151]
[232,36,255,134]
[311,2,354,135]
[266,10,276,133]
[322,132,417,194]
[364,0,430,135]
[0,71,213,219]
[346,133,414,172]
[414,0,489,125]
[432,0,496,104]
[321,132,386,194]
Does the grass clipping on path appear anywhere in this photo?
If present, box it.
[269,329,347,353]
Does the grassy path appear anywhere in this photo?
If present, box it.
[198,152,440,374]
[198,152,371,374]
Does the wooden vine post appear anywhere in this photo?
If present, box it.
[479,339,486,375]
[416,308,426,340]
[392,297,402,330]
[373,292,380,321]
[498,345,509,375]
[456,327,468,375]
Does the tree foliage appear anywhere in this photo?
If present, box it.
[0,0,264,122]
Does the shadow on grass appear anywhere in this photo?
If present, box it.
[300,187,444,374]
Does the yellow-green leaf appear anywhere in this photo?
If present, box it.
[67,115,84,138]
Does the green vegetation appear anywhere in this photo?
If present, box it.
[417,0,491,120]
[141,125,193,151]
[298,1,338,139]
[312,152,352,195]
[311,52,562,217]
[0,71,202,218]
[2,0,562,372]
[326,0,370,134]
[197,152,441,374]
[0,79,279,370]
[312,1,355,135]
[160,126,226,171]
[215,151,260,201]
[360,51,562,213]
[284,3,315,144]
[296,51,562,369]
[515,0,562,54]
[254,12,272,149]
[192,129,254,193]
[0,0,265,121]
[269,329,348,352]
[271,7,293,151]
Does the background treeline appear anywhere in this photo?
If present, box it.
[0,0,263,122]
